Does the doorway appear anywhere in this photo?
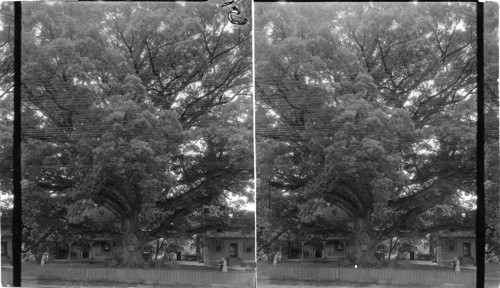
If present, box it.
[463,242,471,257]
[230,243,238,258]
[314,242,322,258]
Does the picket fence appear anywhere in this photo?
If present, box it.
[3,263,491,287]
[1,268,11,287]
[258,262,476,286]
[486,262,500,280]
[1,265,256,287]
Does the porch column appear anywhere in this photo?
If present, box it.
[203,245,207,265]
[321,241,328,259]
[89,242,94,259]
[67,242,73,260]
[300,241,307,259]
[342,241,347,255]
[436,246,441,264]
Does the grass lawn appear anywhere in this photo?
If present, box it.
[485,280,500,288]
[4,264,255,288]
[18,277,230,287]
[45,260,253,272]
[265,260,475,271]
[258,278,475,288]
[396,261,475,271]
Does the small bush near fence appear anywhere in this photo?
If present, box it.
[258,262,476,286]
[2,264,255,287]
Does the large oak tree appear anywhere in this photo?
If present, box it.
[484,2,499,259]
[1,1,253,266]
[255,2,477,266]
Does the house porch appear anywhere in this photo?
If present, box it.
[282,238,352,261]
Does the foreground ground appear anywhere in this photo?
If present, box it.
[2,260,494,288]
[2,262,255,287]
[0,275,495,288]
[6,276,497,288]
[14,278,237,288]
[256,260,481,288]
[40,259,244,270]
[1,279,495,288]
[268,260,476,271]
[486,281,500,288]
[18,278,198,287]
[258,278,482,288]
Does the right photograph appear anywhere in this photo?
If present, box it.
[255,2,483,287]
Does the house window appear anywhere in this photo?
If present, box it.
[334,241,345,251]
[1,242,6,256]
[101,242,111,252]
[245,242,253,253]
[215,239,222,252]
[448,239,455,252]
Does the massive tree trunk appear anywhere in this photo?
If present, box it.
[119,215,148,267]
[352,216,381,267]
[154,238,165,261]
[195,235,202,261]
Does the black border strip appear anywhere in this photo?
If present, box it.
[476,2,485,288]
[13,1,22,287]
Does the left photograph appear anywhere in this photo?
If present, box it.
[0,1,255,287]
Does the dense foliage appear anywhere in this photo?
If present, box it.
[255,2,478,265]
[484,2,499,260]
[1,1,253,266]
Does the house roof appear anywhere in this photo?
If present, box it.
[205,229,255,239]
[318,206,352,222]
[316,235,352,241]
[90,237,121,242]
[67,200,121,223]
[295,234,353,242]
[1,210,13,237]
[1,209,12,228]
[437,230,475,239]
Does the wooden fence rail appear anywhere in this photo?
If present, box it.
[3,263,492,287]
[486,263,500,280]
[2,265,255,287]
[258,262,476,286]
[1,268,12,287]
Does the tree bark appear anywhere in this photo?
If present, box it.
[118,215,148,267]
[119,242,147,267]
[352,216,381,267]
[195,235,202,261]
[257,230,286,253]
[154,239,164,261]
[387,238,399,261]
